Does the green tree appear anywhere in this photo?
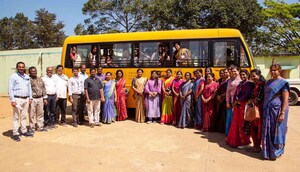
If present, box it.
[79,0,149,34]
[33,8,66,48]
[0,17,14,50]
[262,0,300,55]
[12,13,35,49]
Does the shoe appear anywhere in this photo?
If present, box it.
[160,122,165,125]
[90,124,94,128]
[21,132,33,137]
[28,128,35,134]
[72,123,78,127]
[237,144,249,149]
[60,122,67,126]
[153,121,157,123]
[147,121,152,124]
[37,128,48,132]
[13,135,21,142]
[78,122,83,125]
[95,123,102,127]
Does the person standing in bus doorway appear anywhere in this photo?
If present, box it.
[28,66,48,134]
[68,68,84,127]
[88,45,98,68]
[132,69,147,123]
[144,70,162,124]
[78,64,88,124]
[9,62,33,142]
[161,69,175,124]
[54,65,68,126]
[42,67,57,129]
[84,68,105,128]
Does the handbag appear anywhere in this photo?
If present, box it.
[244,103,260,121]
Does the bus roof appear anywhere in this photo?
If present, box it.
[64,28,243,44]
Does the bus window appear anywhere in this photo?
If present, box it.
[111,43,132,67]
[66,44,90,68]
[239,45,249,67]
[139,42,161,67]
[213,41,237,67]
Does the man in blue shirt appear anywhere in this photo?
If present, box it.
[8,62,33,142]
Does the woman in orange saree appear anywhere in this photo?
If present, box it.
[161,69,175,124]
[132,69,147,123]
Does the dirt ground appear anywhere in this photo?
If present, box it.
[0,97,299,172]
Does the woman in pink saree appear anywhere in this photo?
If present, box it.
[115,70,127,121]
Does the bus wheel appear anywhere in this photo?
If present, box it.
[289,90,299,106]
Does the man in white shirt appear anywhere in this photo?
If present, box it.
[42,67,57,129]
[78,64,89,124]
[68,68,84,127]
[53,65,68,125]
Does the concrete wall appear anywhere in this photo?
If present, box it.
[0,47,62,96]
[254,56,300,80]
[0,47,299,96]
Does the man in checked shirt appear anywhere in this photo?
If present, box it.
[28,66,48,134]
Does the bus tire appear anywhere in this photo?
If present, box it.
[289,90,299,106]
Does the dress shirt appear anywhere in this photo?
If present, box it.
[53,74,68,99]
[30,76,47,99]
[68,75,84,96]
[96,73,105,82]
[84,76,103,100]
[79,72,88,80]
[42,75,57,95]
[8,72,32,102]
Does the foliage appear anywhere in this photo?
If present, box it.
[260,0,300,55]
[0,9,66,50]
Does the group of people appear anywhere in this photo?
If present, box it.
[9,61,289,161]
[131,64,289,161]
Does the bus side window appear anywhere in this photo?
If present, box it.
[213,41,236,67]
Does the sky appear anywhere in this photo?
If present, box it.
[0,0,299,36]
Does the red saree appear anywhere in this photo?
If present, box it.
[202,81,219,131]
[116,78,127,121]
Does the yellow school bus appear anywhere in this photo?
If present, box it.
[61,29,255,108]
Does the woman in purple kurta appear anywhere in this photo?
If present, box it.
[262,64,289,160]
[144,71,162,123]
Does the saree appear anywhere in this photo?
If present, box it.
[172,78,184,124]
[144,79,162,118]
[262,78,289,159]
[133,77,147,123]
[202,81,219,132]
[161,76,175,124]
[214,79,228,133]
[226,81,253,147]
[193,78,205,129]
[115,78,127,121]
[102,80,117,124]
[178,81,194,128]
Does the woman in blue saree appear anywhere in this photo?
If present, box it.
[262,64,289,160]
[178,72,194,128]
[102,72,117,124]
[193,69,205,129]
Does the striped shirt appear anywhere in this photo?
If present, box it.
[8,72,32,102]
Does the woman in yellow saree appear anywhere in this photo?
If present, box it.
[132,69,148,123]
[161,69,175,124]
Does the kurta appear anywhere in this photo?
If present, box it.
[144,79,162,118]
